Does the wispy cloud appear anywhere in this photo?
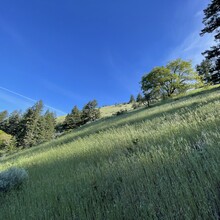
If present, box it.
[0,86,67,115]
[167,26,215,66]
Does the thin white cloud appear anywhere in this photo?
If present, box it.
[167,27,215,66]
[0,86,67,115]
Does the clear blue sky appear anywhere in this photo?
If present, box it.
[0,0,214,115]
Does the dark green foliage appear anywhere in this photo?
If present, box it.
[0,111,22,138]
[200,0,220,83]
[81,100,100,124]
[63,106,82,130]
[18,101,44,147]
[0,101,56,148]
[115,109,127,116]
[196,59,213,84]
[44,111,56,141]
[128,95,135,104]
[136,93,143,103]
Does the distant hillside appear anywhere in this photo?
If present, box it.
[0,85,220,219]
[56,103,133,124]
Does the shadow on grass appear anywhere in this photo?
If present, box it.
[1,123,220,219]
[1,87,219,164]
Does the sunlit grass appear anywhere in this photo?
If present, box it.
[0,85,220,219]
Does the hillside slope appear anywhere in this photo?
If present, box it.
[0,86,220,219]
[56,103,133,124]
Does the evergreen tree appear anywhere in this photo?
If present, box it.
[18,101,44,147]
[1,111,22,138]
[63,106,82,130]
[128,95,135,103]
[136,93,143,103]
[44,111,56,140]
[0,111,8,123]
[196,59,213,84]
[81,100,100,124]
[200,0,220,84]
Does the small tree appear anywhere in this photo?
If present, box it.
[128,95,135,104]
[136,93,143,103]
[63,106,82,130]
[141,59,198,98]
[196,59,213,84]
[81,100,100,124]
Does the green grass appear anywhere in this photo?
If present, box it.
[56,103,133,124]
[0,85,220,219]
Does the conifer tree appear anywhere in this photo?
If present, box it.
[44,111,56,140]
[128,95,135,103]
[81,100,100,124]
[18,101,44,147]
[136,93,143,103]
[200,0,220,83]
[63,106,81,130]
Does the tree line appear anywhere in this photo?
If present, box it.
[0,99,100,151]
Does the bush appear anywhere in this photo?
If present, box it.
[0,130,16,151]
[115,109,128,116]
[0,167,28,192]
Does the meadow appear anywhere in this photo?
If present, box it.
[0,85,220,219]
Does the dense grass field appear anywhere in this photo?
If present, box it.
[0,86,220,219]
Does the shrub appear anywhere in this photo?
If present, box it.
[0,167,28,192]
[115,109,128,116]
[0,130,16,151]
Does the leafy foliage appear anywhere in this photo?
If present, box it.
[141,59,198,99]
[0,130,15,151]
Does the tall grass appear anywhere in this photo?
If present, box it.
[0,86,220,219]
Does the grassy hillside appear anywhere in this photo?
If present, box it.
[0,86,220,219]
[56,103,133,124]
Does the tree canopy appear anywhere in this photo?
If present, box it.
[141,59,198,99]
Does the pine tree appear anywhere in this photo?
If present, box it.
[196,59,213,84]
[1,111,22,137]
[128,95,135,104]
[63,106,81,130]
[81,100,100,124]
[18,101,44,147]
[200,0,220,84]
[44,111,56,140]
[136,93,143,103]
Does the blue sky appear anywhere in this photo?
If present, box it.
[0,0,214,115]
